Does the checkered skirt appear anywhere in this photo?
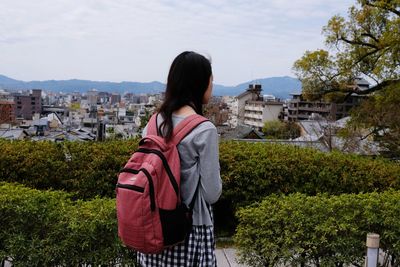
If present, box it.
[137,224,217,267]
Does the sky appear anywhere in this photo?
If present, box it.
[0,0,354,86]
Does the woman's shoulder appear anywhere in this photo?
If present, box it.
[195,119,216,132]
[172,114,216,132]
[190,120,218,145]
[177,118,217,145]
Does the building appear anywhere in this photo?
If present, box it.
[86,89,98,106]
[204,97,229,126]
[237,84,263,123]
[12,89,42,120]
[218,124,264,140]
[294,117,380,155]
[111,93,121,105]
[0,101,16,124]
[237,84,284,130]
[287,93,365,121]
[244,100,284,129]
[287,78,369,121]
[0,128,28,140]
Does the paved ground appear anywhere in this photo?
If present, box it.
[3,248,246,267]
[216,248,248,267]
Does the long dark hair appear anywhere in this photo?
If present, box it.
[158,51,212,140]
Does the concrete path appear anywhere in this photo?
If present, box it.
[215,248,248,267]
[2,249,247,267]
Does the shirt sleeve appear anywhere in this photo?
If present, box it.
[193,125,222,204]
[142,125,147,137]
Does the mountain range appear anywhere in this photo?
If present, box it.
[0,74,302,99]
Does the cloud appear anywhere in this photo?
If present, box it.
[0,0,354,84]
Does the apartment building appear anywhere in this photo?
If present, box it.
[287,78,369,121]
[0,101,15,124]
[287,93,365,121]
[244,100,284,128]
[237,84,284,130]
[12,89,42,120]
[0,90,15,124]
[111,93,121,105]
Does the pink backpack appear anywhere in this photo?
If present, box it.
[116,113,208,254]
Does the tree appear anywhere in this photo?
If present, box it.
[262,120,301,139]
[293,0,400,157]
[293,0,399,100]
[340,84,400,157]
[139,110,151,131]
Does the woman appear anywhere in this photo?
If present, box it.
[137,51,222,266]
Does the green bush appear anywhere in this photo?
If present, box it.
[219,141,400,205]
[0,182,137,266]
[62,140,138,199]
[1,140,400,235]
[0,139,138,199]
[0,140,67,190]
[234,191,400,267]
[216,141,400,235]
[262,120,301,139]
[1,140,398,201]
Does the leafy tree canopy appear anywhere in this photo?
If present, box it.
[262,120,301,139]
[293,0,400,158]
[343,84,400,157]
[293,0,400,101]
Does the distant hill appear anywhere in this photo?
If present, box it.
[0,74,302,99]
[0,75,165,94]
[215,76,302,99]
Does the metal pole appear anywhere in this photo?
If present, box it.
[366,233,380,267]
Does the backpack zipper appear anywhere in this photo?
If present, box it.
[119,168,156,211]
[116,183,144,193]
[136,148,179,197]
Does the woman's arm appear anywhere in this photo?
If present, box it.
[194,125,222,204]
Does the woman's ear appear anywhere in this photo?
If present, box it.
[202,75,213,104]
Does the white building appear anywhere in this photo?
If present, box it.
[86,89,98,106]
[244,101,284,128]
[222,96,238,128]
[237,84,284,130]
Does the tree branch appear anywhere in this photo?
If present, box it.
[360,129,377,140]
[313,79,400,98]
[352,47,381,67]
[364,1,400,17]
[343,91,355,102]
[354,79,400,95]
[360,32,379,43]
[339,36,379,49]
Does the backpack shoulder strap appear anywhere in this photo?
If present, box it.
[171,114,209,146]
[188,175,201,210]
[146,113,159,136]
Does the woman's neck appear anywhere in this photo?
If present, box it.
[173,105,197,116]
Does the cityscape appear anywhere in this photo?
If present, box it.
[0,75,377,155]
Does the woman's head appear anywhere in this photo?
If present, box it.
[164,51,212,113]
[158,51,213,139]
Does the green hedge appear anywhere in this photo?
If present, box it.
[220,142,400,203]
[1,140,400,235]
[0,139,138,199]
[234,191,400,267]
[1,140,399,200]
[0,183,137,266]
[216,142,400,234]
